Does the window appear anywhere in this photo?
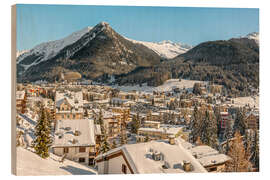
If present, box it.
[73,114,76,119]
[209,167,217,172]
[88,158,94,166]
[79,157,85,163]
[122,164,127,174]
[63,147,69,154]
[62,114,65,119]
[79,147,86,153]
[67,114,70,119]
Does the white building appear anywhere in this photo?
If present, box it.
[95,138,207,174]
[52,119,97,166]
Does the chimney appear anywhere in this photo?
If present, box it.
[169,135,175,145]
[183,160,192,172]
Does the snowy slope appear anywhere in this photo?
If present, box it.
[16,50,29,58]
[16,147,97,175]
[17,26,93,67]
[239,32,259,45]
[245,32,259,43]
[126,38,192,59]
[112,79,205,93]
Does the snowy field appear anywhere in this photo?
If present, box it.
[231,96,259,109]
[16,147,97,175]
[112,79,206,93]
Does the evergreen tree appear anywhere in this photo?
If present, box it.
[32,104,52,159]
[250,130,259,171]
[189,105,203,143]
[98,109,105,134]
[193,83,201,95]
[131,113,140,134]
[145,135,150,142]
[201,110,218,149]
[151,98,155,106]
[226,131,251,172]
[233,108,247,135]
[223,119,233,154]
[100,133,110,154]
[111,139,117,149]
[84,108,88,118]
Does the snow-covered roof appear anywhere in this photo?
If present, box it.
[144,121,161,124]
[96,140,207,173]
[197,154,231,167]
[138,125,183,135]
[55,91,83,113]
[53,119,96,147]
[181,143,231,167]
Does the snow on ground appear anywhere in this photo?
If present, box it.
[112,79,206,93]
[17,26,93,70]
[16,147,97,175]
[245,32,259,45]
[125,38,192,59]
[17,113,38,147]
[231,96,259,109]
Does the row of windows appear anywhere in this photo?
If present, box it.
[62,114,76,119]
[63,147,86,154]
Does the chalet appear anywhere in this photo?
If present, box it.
[55,91,84,120]
[95,139,207,174]
[245,111,259,130]
[52,119,97,166]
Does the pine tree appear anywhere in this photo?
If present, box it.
[223,119,233,154]
[250,130,259,171]
[131,113,140,134]
[233,108,247,135]
[100,134,110,154]
[32,104,52,159]
[145,135,150,142]
[84,108,88,118]
[111,139,117,149]
[226,131,251,172]
[98,109,105,135]
[189,105,203,143]
[201,110,218,149]
[151,98,155,106]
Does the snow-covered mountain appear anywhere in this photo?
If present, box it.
[126,38,192,59]
[16,50,29,58]
[17,22,161,82]
[17,26,93,69]
[245,32,259,44]
[239,32,259,45]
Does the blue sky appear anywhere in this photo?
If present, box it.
[16,4,259,51]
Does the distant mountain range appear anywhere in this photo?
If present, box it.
[16,22,259,96]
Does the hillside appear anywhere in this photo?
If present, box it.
[116,33,259,96]
[126,38,192,59]
[17,22,161,82]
